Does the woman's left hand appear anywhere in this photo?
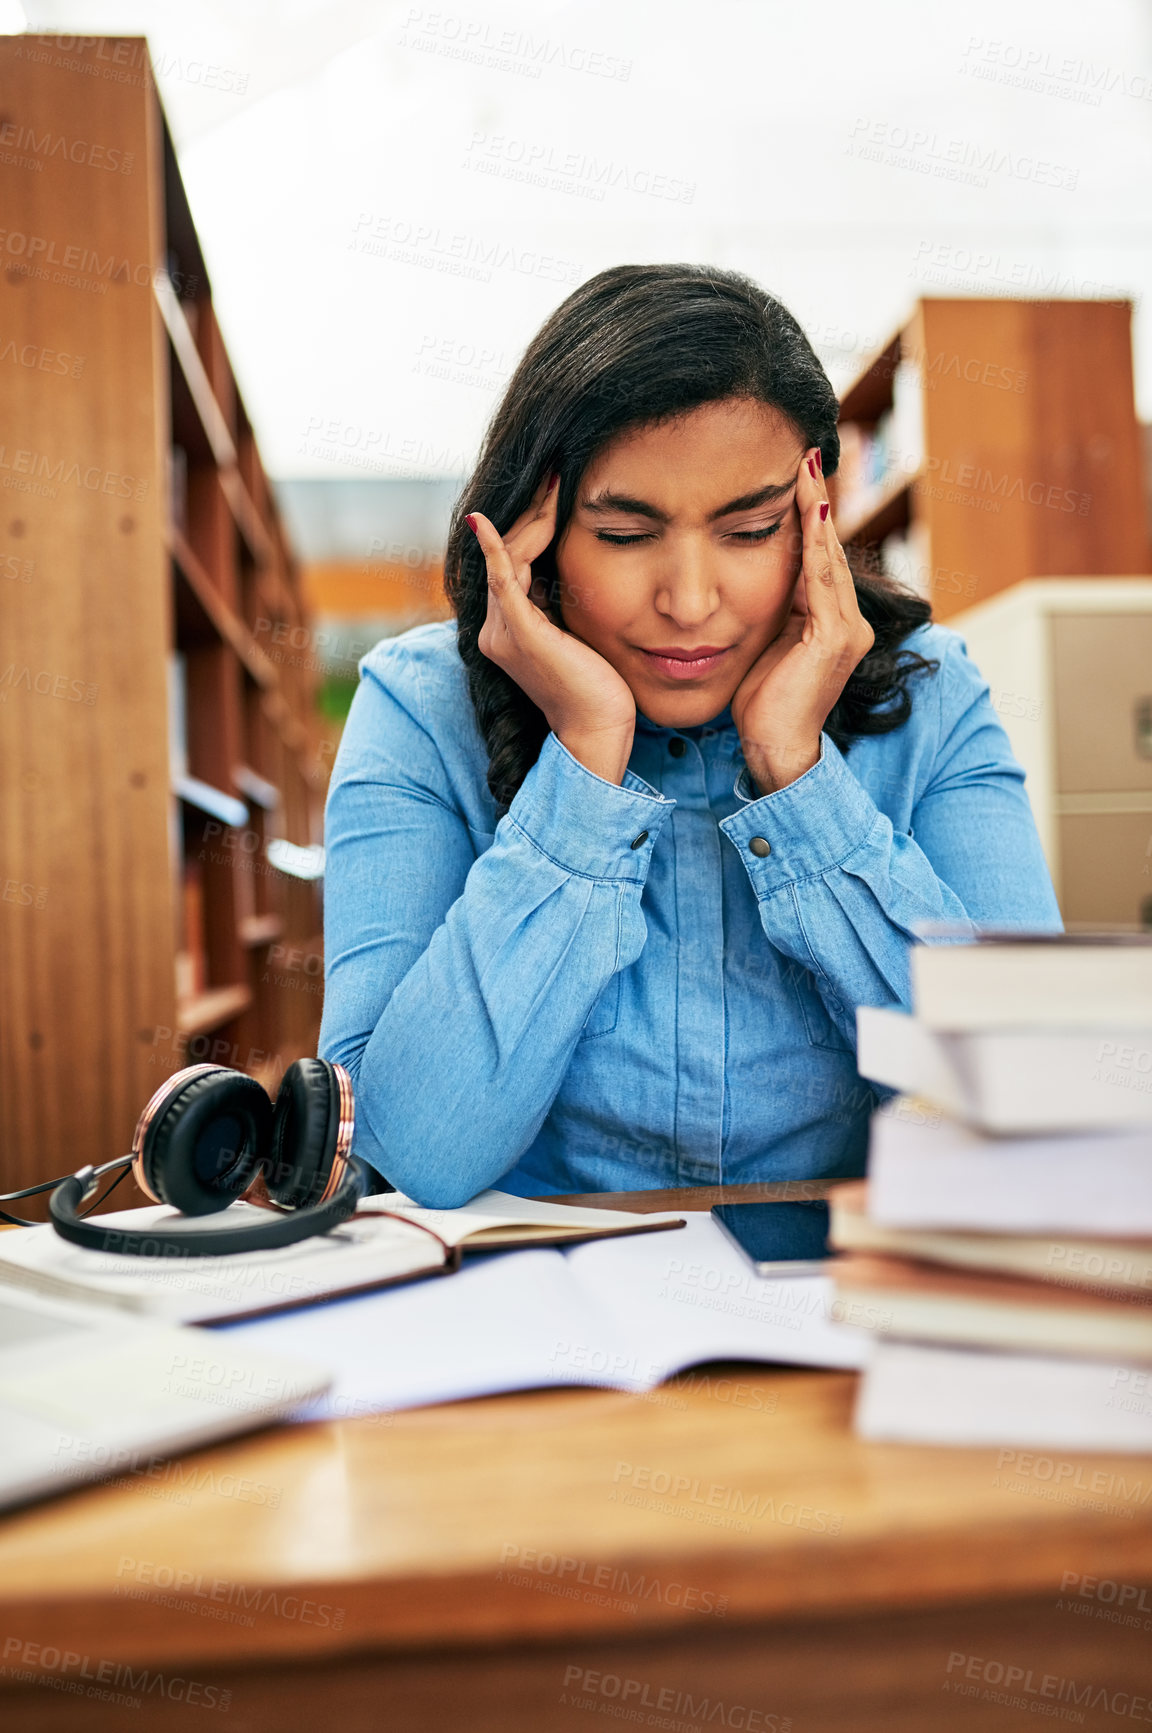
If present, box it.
[729,446,874,796]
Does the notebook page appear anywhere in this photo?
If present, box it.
[561,1213,873,1378]
[358,1188,685,1247]
[217,1246,631,1420]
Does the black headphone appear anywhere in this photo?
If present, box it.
[0,1059,367,1257]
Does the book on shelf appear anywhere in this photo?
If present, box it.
[0,1191,686,1327]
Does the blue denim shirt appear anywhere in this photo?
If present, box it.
[318,619,1062,1207]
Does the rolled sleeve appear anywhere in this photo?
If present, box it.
[507,730,675,881]
[719,734,879,891]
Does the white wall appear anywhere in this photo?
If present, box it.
[21,0,1152,480]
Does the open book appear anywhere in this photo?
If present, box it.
[0,1191,685,1326]
[220,1212,873,1420]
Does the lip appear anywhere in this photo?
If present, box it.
[638,644,733,679]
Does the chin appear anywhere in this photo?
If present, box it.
[635,681,738,727]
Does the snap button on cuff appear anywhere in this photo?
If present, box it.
[630,830,649,849]
[749,836,772,857]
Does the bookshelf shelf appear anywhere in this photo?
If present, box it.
[833,300,1151,617]
[177,985,255,1039]
[239,913,285,949]
[168,528,278,688]
[835,469,916,549]
[0,36,332,1199]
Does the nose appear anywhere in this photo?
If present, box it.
[653,537,720,628]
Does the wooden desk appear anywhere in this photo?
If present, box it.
[1,1186,1151,1732]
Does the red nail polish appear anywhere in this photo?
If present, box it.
[549,471,560,489]
[465,514,478,533]
[819,502,829,523]
[814,449,823,473]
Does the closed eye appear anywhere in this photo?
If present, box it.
[595,523,784,547]
[729,523,783,543]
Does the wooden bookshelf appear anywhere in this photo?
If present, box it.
[832,299,1152,617]
[0,35,329,1202]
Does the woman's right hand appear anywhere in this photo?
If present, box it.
[468,472,638,785]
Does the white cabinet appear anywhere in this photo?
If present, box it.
[949,579,1152,932]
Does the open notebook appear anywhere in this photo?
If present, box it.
[0,1191,685,1326]
[218,1212,873,1418]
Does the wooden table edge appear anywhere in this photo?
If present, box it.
[2,1499,1151,1675]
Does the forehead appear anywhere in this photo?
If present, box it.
[580,398,804,504]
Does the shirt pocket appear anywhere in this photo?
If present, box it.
[580,974,621,1040]
[787,966,853,1054]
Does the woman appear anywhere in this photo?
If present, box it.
[318,264,1061,1208]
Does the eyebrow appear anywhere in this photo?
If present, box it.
[580,481,798,523]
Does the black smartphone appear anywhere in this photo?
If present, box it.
[711,1201,838,1276]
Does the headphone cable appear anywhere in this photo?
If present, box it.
[78,1163,132,1218]
[0,1155,133,1228]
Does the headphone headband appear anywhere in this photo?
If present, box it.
[46,1059,363,1258]
[49,1157,366,1257]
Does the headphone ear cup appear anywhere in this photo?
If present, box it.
[265,1059,340,1210]
[142,1069,272,1217]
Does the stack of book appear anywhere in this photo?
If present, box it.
[835,934,1152,1449]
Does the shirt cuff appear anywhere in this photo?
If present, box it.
[718,733,879,888]
[505,729,675,880]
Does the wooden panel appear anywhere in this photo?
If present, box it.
[0,38,175,1187]
[4,1596,1152,1733]
[1027,301,1149,579]
[1058,811,1152,930]
[916,299,1035,619]
[1051,614,1152,793]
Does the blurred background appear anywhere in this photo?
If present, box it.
[2,0,1151,1191]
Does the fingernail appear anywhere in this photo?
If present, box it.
[549,471,560,489]
[807,456,817,479]
[465,514,478,534]
[814,449,823,473]
[819,502,829,523]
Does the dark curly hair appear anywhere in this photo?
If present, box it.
[443,263,937,813]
